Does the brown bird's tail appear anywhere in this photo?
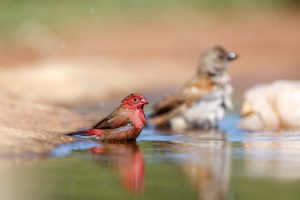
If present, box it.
[66,130,90,137]
[66,129,103,139]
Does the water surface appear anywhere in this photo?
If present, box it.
[1,115,300,200]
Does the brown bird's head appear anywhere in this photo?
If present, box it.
[197,45,238,76]
[121,93,149,109]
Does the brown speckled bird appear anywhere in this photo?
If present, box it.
[149,45,238,131]
[67,93,148,142]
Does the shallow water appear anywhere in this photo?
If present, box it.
[1,115,300,200]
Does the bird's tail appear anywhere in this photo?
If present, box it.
[66,130,90,137]
[66,129,103,138]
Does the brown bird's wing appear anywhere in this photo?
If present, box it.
[150,76,215,126]
[151,94,185,116]
[149,93,198,126]
[149,96,186,126]
[93,108,130,129]
[101,122,139,141]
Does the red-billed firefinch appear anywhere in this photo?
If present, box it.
[149,45,238,131]
[67,93,149,141]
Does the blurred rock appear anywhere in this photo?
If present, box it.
[0,95,91,167]
[240,80,300,131]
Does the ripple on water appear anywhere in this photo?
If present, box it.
[52,114,300,158]
[33,114,300,200]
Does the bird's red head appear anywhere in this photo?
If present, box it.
[121,93,149,109]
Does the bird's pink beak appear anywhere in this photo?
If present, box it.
[140,98,149,105]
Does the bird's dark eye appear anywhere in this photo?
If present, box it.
[133,97,139,103]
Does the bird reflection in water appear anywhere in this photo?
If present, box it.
[180,131,231,200]
[89,142,144,194]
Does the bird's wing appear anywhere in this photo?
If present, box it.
[150,94,185,117]
[150,77,215,126]
[101,122,141,141]
[103,122,134,136]
[149,93,201,126]
[149,100,187,126]
[93,108,130,129]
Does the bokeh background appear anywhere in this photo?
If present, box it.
[0,0,299,107]
[1,1,300,200]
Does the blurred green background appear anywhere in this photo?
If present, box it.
[1,0,299,36]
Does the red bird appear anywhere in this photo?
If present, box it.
[67,93,149,142]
